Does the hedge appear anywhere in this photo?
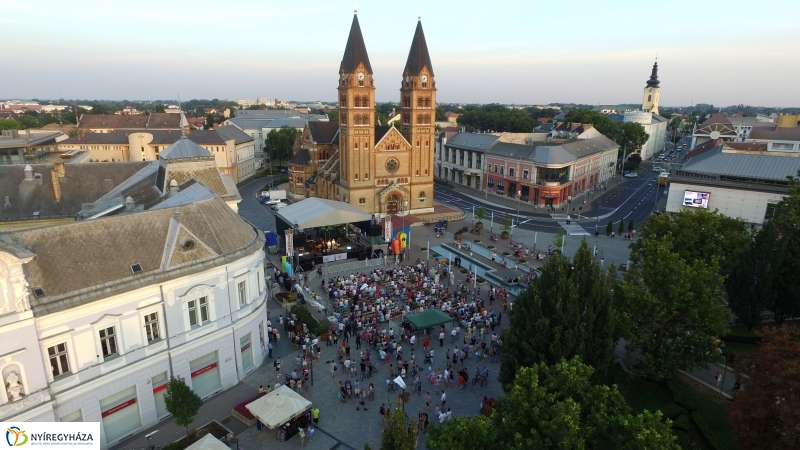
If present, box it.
[671,414,690,432]
[723,332,760,345]
[692,400,735,450]
[660,403,687,420]
[667,379,698,411]
[234,392,266,420]
[290,305,330,335]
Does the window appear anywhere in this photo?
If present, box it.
[523,169,529,179]
[509,168,515,177]
[354,97,360,107]
[359,198,366,205]
[99,327,118,358]
[417,98,423,108]
[48,343,70,377]
[424,98,430,108]
[500,166,504,175]
[144,312,160,342]
[362,96,368,107]
[188,297,209,327]
[238,281,247,306]
[487,177,494,188]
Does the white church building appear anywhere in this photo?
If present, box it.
[623,61,668,161]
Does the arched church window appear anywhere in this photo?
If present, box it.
[362,96,368,107]
[424,98,430,108]
[354,97,361,107]
[355,115,361,125]
[417,98,423,108]
[648,95,652,102]
[362,115,369,126]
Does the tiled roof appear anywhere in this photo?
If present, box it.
[288,148,311,166]
[724,142,768,152]
[0,162,151,221]
[215,125,254,144]
[445,133,501,151]
[307,121,340,144]
[78,113,182,129]
[748,127,800,142]
[159,137,214,160]
[341,14,372,74]
[681,152,800,182]
[375,125,392,143]
[6,196,258,312]
[404,20,434,76]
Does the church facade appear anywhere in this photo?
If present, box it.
[288,14,436,215]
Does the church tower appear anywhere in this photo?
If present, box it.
[400,18,436,213]
[642,60,660,115]
[337,12,376,204]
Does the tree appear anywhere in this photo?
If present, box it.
[762,171,800,324]
[564,108,619,138]
[430,358,679,450]
[0,118,21,131]
[618,233,731,379]
[617,121,649,155]
[606,221,613,234]
[376,111,388,126]
[163,376,203,435]
[475,206,486,225]
[728,325,800,449]
[456,104,535,132]
[552,229,565,249]
[628,219,634,233]
[327,110,339,121]
[617,220,625,235]
[727,222,782,329]
[265,126,300,167]
[380,398,417,450]
[435,106,446,122]
[154,103,166,113]
[630,208,749,278]
[498,241,616,388]
[501,213,511,234]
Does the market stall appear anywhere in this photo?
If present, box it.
[245,385,312,441]
[184,434,230,450]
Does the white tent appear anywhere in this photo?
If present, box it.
[277,198,372,229]
[245,385,312,429]
[184,434,230,450]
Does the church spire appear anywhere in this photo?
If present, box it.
[404,19,434,76]
[341,13,373,74]
[646,60,660,88]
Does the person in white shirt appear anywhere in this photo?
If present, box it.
[438,411,447,423]
[410,334,416,350]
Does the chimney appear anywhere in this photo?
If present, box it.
[50,170,62,202]
[54,161,66,178]
[23,164,34,181]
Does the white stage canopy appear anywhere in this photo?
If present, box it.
[245,385,312,429]
[277,198,372,229]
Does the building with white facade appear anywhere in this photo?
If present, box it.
[665,142,800,226]
[58,126,256,184]
[729,114,775,141]
[622,61,668,161]
[223,111,327,166]
[0,138,266,448]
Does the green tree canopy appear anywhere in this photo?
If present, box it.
[619,233,731,379]
[457,104,535,132]
[327,110,339,121]
[154,103,166,113]
[380,398,417,450]
[163,376,203,435]
[498,240,616,389]
[617,121,649,154]
[0,118,21,130]
[564,108,619,137]
[630,208,749,278]
[265,126,300,167]
[429,358,679,450]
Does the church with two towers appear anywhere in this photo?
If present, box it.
[287,13,436,215]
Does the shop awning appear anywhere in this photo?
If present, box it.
[184,434,230,450]
[406,309,454,330]
[245,385,312,429]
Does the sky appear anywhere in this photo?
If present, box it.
[2,0,800,106]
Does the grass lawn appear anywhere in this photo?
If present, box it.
[675,374,736,450]
[722,341,758,360]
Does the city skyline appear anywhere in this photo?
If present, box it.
[3,0,800,106]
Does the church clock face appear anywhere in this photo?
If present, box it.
[386,158,399,173]
[341,73,345,80]
[357,72,364,81]
[421,74,428,83]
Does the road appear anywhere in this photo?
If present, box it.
[237,175,279,233]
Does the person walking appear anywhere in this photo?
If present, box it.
[379,403,386,425]
[440,391,447,408]
[439,330,445,347]
[312,406,320,426]
[715,372,722,388]
[268,341,273,358]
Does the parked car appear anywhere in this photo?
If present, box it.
[624,172,638,178]
[434,219,448,233]
[652,167,662,173]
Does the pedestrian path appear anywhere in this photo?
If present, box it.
[557,221,590,236]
